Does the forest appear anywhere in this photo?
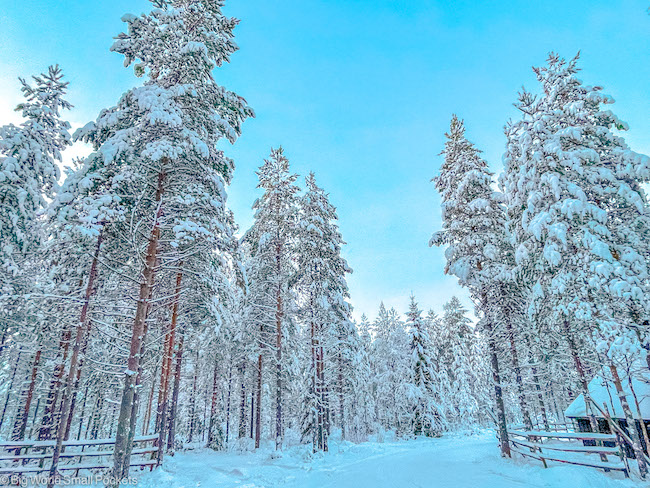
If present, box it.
[1,0,649,486]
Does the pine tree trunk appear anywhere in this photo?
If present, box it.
[225,362,233,447]
[48,231,103,485]
[188,350,200,443]
[525,336,549,430]
[628,375,650,457]
[0,328,9,361]
[12,349,42,442]
[609,364,647,478]
[112,168,166,482]
[483,317,510,457]
[337,330,345,441]
[207,355,220,448]
[63,367,82,441]
[167,328,185,453]
[124,282,157,475]
[250,389,255,440]
[89,393,102,440]
[504,319,532,430]
[64,260,104,442]
[39,326,72,441]
[255,352,262,448]
[275,288,283,451]
[317,342,328,452]
[310,316,319,452]
[238,360,247,439]
[142,363,158,436]
[155,266,183,464]
[75,383,90,440]
[530,364,549,430]
[0,349,21,433]
[28,397,40,440]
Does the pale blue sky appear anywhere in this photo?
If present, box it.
[1,1,649,320]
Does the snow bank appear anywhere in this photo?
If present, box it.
[127,432,637,488]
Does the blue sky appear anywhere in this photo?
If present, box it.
[1,0,649,320]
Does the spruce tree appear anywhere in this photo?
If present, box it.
[243,147,299,450]
[405,294,444,437]
[431,115,514,455]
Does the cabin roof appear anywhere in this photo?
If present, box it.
[564,362,650,420]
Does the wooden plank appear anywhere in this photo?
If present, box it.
[511,444,626,472]
[0,466,45,474]
[0,453,51,461]
[0,460,158,475]
[508,430,616,441]
[0,446,158,462]
[0,434,159,451]
[511,439,620,455]
[540,455,626,471]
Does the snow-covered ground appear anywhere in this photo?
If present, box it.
[132,432,638,488]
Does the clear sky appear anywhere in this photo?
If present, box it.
[1,1,649,321]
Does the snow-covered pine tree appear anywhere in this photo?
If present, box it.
[371,304,409,434]
[347,316,375,441]
[442,297,484,428]
[430,115,514,455]
[501,53,650,474]
[404,294,444,437]
[63,0,253,481]
[0,65,72,444]
[243,147,299,450]
[295,172,353,451]
[0,65,71,279]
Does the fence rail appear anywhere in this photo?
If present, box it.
[0,434,158,477]
[507,429,629,477]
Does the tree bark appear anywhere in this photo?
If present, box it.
[207,355,220,449]
[483,318,510,457]
[112,168,166,482]
[188,349,200,443]
[0,349,21,433]
[237,360,247,439]
[255,353,262,448]
[48,231,103,486]
[250,389,254,440]
[628,374,650,458]
[155,266,183,464]
[525,336,549,431]
[12,349,42,441]
[609,364,647,478]
[76,382,90,440]
[225,362,233,447]
[142,362,158,436]
[275,288,283,451]
[504,320,532,430]
[167,327,185,452]
[39,326,72,440]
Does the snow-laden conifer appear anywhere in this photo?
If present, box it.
[501,53,650,474]
[244,147,299,450]
[404,294,444,437]
[431,115,514,455]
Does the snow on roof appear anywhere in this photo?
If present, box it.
[565,362,650,420]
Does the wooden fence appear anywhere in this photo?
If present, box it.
[510,422,572,432]
[508,429,629,477]
[0,434,158,478]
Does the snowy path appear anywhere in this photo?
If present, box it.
[135,432,638,488]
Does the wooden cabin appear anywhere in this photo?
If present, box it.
[564,365,650,457]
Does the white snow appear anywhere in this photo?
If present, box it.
[130,432,637,488]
